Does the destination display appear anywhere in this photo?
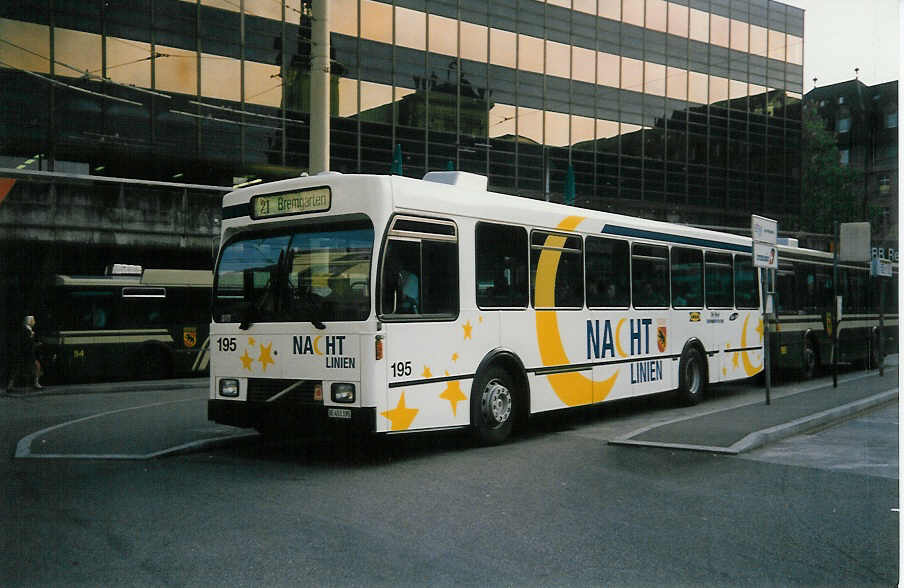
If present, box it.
[252,187,331,219]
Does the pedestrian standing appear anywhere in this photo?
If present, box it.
[10,315,42,391]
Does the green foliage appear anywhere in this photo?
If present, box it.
[800,107,865,234]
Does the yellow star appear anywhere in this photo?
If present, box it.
[451,352,459,362]
[381,392,419,431]
[422,366,432,378]
[732,352,740,368]
[258,342,275,371]
[248,337,255,346]
[440,378,467,416]
[722,367,727,376]
[462,320,473,340]
[478,315,483,323]
[239,349,254,371]
[755,318,764,342]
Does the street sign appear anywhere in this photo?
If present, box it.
[753,241,778,269]
[871,255,893,277]
[839,222,871,262]
[751,215,777,244]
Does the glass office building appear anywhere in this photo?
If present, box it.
[1,0,804,227]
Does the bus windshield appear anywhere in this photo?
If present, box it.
[213,218,374,326]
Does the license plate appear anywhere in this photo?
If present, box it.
[328,408,352,420]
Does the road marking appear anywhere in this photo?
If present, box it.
[15,398,253,460]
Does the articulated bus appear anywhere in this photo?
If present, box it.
[771,246,897,378]
[40,266,212,383]
[209,171,770,443]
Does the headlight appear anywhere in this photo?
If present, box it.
[331,382,355,403]
[219,378,239,398]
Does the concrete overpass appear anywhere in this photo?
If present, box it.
[0,168,230,386]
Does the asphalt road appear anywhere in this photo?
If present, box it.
[0,373,898,586]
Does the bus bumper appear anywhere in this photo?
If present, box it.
[208,399,375,434]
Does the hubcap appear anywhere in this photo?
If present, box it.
[482,379,512,426]
[686,357,700,394]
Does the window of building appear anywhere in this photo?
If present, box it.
[476,223,529,309]
[585,237,630,307]
[531,231,583,309]
[840,149,850,166]
[632,243,669,308]
[886,112,898,128]
[837,117,851,133]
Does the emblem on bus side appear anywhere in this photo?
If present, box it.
[183,327,197,348]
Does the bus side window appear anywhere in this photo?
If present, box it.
[704,252,733,308]
[530,231,583,309]
[670,247,703,308]
[632,243,669,308]
[733,255,760,309]
[585,236,629,308]
[476,222,528,308]
[776,269,796,313]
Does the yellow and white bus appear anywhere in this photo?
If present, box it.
[208,172,765,443]
[41,265,212,383]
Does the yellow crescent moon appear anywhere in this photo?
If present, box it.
[313,335,323,356]
[740,314,763,376]
[534,216,618,406]
[615,318,628,358]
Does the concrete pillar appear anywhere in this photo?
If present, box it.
[309,0,331,174]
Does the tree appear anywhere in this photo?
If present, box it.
[799,105,864,234]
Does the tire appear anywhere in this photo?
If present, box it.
[471,365,517,445]
[801,338,817,380]
[677,346,705,406]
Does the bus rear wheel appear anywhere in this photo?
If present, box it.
[677,346,705,406]
[472,365,516,445]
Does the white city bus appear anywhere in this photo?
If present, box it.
[208,171,764,443]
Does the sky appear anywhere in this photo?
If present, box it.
[780,0,900,90]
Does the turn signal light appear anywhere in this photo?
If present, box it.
[375,335,384,360]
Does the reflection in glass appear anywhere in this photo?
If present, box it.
[489,104,517,138]
[688,71,708,104]
[359,80,394,123]
[490,28,516,69]
[621,57,644,93]
[597,52,619,87]
[0,19,50,74]
[730,19,749,53]
[573,0,597,15]
[689,8,709,43]
[361,0,392,45]
[519,34,543,74]
[572,46,595,84]
[596,120,620,139]
[546,40,570,79]
[768,30,786,61]
[666,67,687,101]
[646,0,668,33]
[729,79,747,102]
[106,38,151,88]
[668,3,689,37]
[545,111,570,147]
[55,28,102,79]
[598,0,620,20]
[331,0,358,36]
[429,13,457,57]
[518,106,543,144]
[395,6,426,50]
[460,21,488,62]
[202,55,241,102]
[645,62,666,97]
[749,24,767,57]
[155,45,198,95]
[571,115,596,146]
[622,0,644,27]
[244,61,282,107]
[787,35,803,65]
[336,77,359,117]
[710,14,729,48]
[709,76,728,105]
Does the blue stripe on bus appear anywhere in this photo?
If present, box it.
[222,203,251,220]
[602,225,752,253]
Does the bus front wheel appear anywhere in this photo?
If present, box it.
[677,346,705,406]
[472,365,516,445]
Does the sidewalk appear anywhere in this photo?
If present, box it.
[610,359,898,454]
[2,376,207,397]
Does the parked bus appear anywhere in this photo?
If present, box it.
[40,265,212,383]
[208,171,772,443]
[771,245,897,378]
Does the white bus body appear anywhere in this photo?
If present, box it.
[209,172,763,442]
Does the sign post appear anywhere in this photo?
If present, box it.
[871,254,892,377]
[751,215,777,405]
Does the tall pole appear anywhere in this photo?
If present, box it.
[832,221,839,388]
[310,0,331,174]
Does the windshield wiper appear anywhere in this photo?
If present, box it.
[294,292,327,330]
[238,301,259,330]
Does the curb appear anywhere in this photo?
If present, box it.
[610,386,899,455]
[1,378,207,398]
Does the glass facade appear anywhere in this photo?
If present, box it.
[0,0,804,226]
